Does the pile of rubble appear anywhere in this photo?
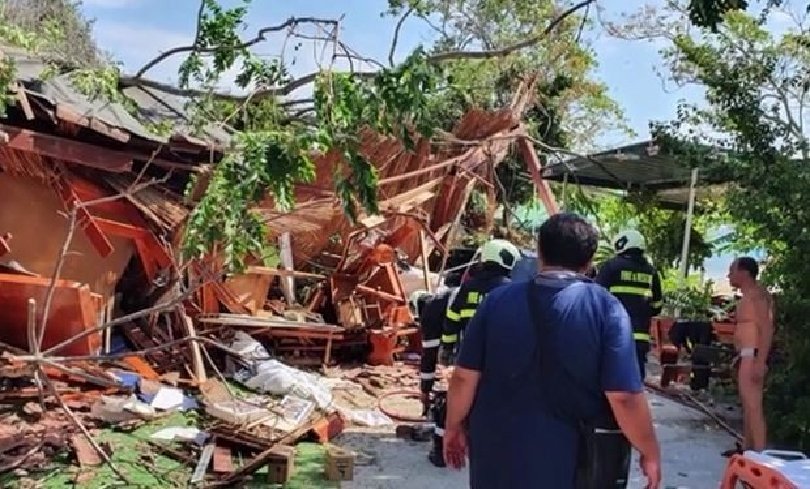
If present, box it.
[0,335,425,485]
[0,45,556,485]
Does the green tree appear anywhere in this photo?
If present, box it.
[684,0,794,31]
[657,9,810,448]
[386,0,629,233]
[0,0,103,67]
[2,0,609,269]
[565,189,718,272]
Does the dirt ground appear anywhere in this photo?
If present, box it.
[337,392,735,489]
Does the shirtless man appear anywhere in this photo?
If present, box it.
[728,257,774,452]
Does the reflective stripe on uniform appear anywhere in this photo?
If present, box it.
[446,309,461,321]
[633,332,651,341]
[459,308,476,318]
[421,372,436,380]
[467,291,480,304]
[620,271,653,284]
[610,285,652,297]
[422,339,440,348]
[441,334,458,343]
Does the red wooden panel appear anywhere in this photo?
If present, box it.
[0,274,100,356]
[1,124,131,172]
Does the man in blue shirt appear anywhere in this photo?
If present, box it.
[444,213,661,489]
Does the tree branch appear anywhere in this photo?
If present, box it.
[120,69,377,101]
[132,16,340,79]
[389,7,414,67]
[427,0,596,62]
[120,1,593,103]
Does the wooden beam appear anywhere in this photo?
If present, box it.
[0,124,132,172]
[178,306,207,384]
[419,229,432,293]
[95,218,151,240]
[517,136,560,216]
[245,266,326,280]
[12,84,34,121]
[278,232,296,305]
[356,285,406,304]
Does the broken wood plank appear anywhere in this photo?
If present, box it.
[244,266,326,280]
[278,232,296,305]
[212,445,235,474]
[355,285,406,304]
[0,124,132,172]
[51,173,115,258]
[13,83,34,121]
[146,440,196,465]
[178,306,207,384]
[517,135,559,215]
[121,356,160,381]
[70,434,103,467]
[197,314,343,332]
[217,444,290,485]
[190,442,215,485]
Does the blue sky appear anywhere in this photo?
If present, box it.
[79,0,712,145]
[79,0,785,279]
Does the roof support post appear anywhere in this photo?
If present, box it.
[679,167,700,281]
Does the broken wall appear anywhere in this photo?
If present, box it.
[0,173,135,298]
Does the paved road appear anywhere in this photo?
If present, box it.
[340,392,732,489]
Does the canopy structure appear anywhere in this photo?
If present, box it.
[541,140,729,278]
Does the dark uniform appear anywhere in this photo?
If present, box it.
[415,287,458,467]
[441,265,511,359]
[595,250,663,379]
[418,288,458,397]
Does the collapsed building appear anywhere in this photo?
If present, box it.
[0,43,561,483]
[0,44,557,372]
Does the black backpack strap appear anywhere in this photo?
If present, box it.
[525,281,580,426]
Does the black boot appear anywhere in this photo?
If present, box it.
[428,433,446,468]
[428,391,447,468]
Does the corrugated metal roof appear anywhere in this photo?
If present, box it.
[3,44,229,147]
[542,141,723,190]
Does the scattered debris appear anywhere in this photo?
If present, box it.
[325,444,356,481]
[0,43,551,487]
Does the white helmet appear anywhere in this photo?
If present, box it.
[409,290,431,317]
[613,229,646,253]
[479,239,520,270]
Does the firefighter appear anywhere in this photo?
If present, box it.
[595,229,663,380]
[440,239,519,362]
[408,274,462,468]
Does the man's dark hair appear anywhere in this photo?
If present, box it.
[735,256,759,279]
[537,213,598,270]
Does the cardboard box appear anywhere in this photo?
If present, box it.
[266,445,296,484]
[325,444,355,481]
